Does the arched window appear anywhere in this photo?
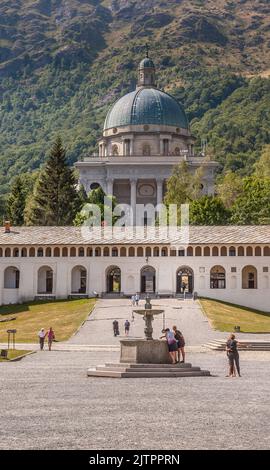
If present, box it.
[255,246,261,256]
[70,247,76,257]
[161,247,168,257]
[29,247,35,257]
[54,247,60,257]
[170,248,176,256]
[145,247,152,257]
[13,248,19,257]
[137,247,144,257]
[204,247,210,256]
[212,246,219,256]
[78,247,85,257]
[153,247,159,257]
[264,246,270,256]
[195,246,202,256]
[37,247,44,257]
[220,246,227,256]
[128,247,135,257]
[4,267,20,289]
[174,147,180,156]
[103,247,110,257]
[112,145,119,156]
[112,247,118,257]
[62,247,68,257]
[87,247,93,257]
[5,248,11,257]
[21,248,27,257]
[120,247,126,257]
[142,143,151,156]
[45,247,51,257]
[246,246,253,256]
[163,139,169,155]
[95,247,101,257]
[187,246,193,257]
[229,246,236,256]
[238,246,244,256]
[242,266,257,289]
[210,266,226,289]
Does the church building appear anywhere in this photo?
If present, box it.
[75,52,218,206]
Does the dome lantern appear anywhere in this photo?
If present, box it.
[138,44,156,88]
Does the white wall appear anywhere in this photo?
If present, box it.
[0,254,269,311]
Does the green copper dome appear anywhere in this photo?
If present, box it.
[139,57,155,68]
[104,87,189,130]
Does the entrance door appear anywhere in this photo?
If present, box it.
[107,267,121,293]
[176,267,194,294]
[141,266,156,293]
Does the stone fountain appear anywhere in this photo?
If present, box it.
[120,296,171,364]
[87,296,211,377]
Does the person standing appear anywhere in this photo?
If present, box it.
[135,293,140,306]
[226,333,241,377]
[47,327,55,351]
[124,319,130,336]
[131,295,135,306]
[172,325,185,363]
[38,328,46,350]
[160,328,178,364]
[113,320,119,337]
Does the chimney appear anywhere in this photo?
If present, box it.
[4,221,11,233]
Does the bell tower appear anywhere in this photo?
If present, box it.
[137,44,157,88]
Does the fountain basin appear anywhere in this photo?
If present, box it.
[120,339,171,364]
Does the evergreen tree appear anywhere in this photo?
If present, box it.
[25,136,80,225]
[190,196,230,225]
[7,176,26,225]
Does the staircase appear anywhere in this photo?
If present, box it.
[88,362,211,378]
[203,339,270,351]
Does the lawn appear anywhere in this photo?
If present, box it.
[0,299,96,343]
[199,298,270,333]
[0,350,33,362]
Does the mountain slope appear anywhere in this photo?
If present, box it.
[0,0,270,195]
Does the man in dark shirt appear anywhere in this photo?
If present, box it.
[226,334,241,377]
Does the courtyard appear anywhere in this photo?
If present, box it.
[0,298,270,450]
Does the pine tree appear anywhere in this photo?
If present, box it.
[7,176,27,225]
[25,136,80,226]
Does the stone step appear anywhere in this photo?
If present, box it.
[203,339,270,351]
[104,362,193,369]
[88,369,211,378]
[96,366,201,373]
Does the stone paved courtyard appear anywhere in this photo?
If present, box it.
[0,299,270,450]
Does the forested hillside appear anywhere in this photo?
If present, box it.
[1,0,270,196]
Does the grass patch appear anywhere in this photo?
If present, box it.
[0,350,32,362]
[0,299,96,343]
[199,297,270,333]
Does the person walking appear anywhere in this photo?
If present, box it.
[38,328,46,350]
[47,327,55,351]
[226,333,241,377]
[135,293,140,306]
[124,319,130,336]
[113,320,119,337]
[172,325,186,363]
[131,295,135,306]
[160,328,178,364]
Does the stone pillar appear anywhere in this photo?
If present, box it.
[130,179,137,224]
[156,179,163,205]
[107,178,114,196]
[130,137,134,156]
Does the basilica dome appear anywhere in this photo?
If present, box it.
[103,87,189,131]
